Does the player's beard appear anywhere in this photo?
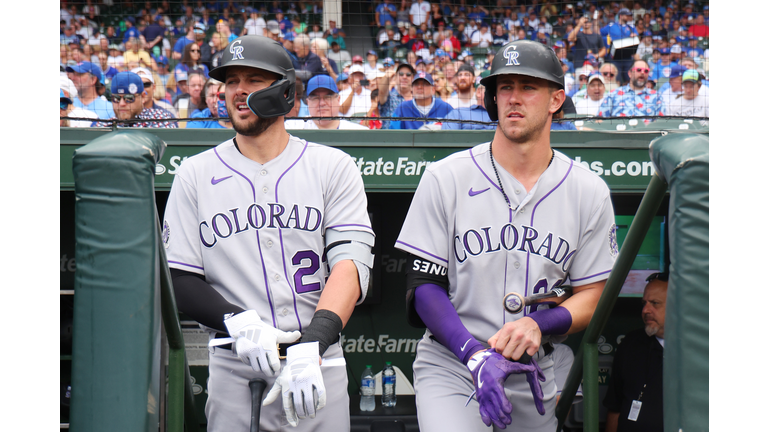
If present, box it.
[497,107,549,144]
[231,115,278,137]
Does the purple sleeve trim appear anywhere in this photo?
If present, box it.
[528,306,572,336]
[414,284,484,364]
[570,269,612,282]
[326,223,373,230]
[395,240,448,264]
[168,260,204,271]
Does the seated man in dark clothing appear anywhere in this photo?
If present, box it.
[291,34,324,82]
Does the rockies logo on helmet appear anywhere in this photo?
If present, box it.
[230,40,244,60]
[503,45,520,66]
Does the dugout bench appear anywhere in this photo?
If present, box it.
[60,123,707,431]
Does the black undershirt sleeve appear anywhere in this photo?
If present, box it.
[171,268,245,333]
[404,254,450,328]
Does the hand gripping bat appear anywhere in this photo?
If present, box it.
[503,286,573,315]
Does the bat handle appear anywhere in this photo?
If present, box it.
[249,378,268,432]
[517,352,532,364]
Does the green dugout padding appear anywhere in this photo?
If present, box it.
[71,130,167,431]
[649,133,709,432]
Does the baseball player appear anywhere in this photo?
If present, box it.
[395,40,617,431]
[163,35,375,431]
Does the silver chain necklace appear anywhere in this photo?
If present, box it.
[488,141,554,213]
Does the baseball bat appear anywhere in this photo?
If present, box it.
[503,286,573,315]
[249,378,268,432]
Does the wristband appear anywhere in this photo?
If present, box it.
[300,309,343,356]
[528,306,572,336]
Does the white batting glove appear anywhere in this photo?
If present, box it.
[263,341,326,427]
[224,310,301,377]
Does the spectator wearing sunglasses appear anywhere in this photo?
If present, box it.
[92,71,178,128]
[598,60,664,117]
[132,67,177,118]
[174,43,210,88]
[599,62,620,94]
[603,272,668,432]
[377,62,415,129]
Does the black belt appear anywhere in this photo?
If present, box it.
[214,332,301,359]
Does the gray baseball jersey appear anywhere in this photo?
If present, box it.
[163,135,373,431]
[395,142,617,431]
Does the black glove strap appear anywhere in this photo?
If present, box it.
[300,309,343,357]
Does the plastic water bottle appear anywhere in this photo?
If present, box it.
[382,362,397,407]
[360,365,376,411]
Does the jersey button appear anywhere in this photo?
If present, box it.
[520,207,525,214]
[515,189,521,194]
[267,240,273,248]
[514,261,520,269]
[281,308,289,316]
[260,170,267,176]
[262,187,268,194]
[274,274,281,281]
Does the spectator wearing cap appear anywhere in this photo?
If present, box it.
[93,71,178,128]
[569,15,606,77]
[600,8,638,84]
[635,31,655,62]
[244,9,267,37]
[553,42,573,74]
[339,64,372,117]
[598,59,664,117]
[377,62,415,129]
[108,46,128,72]
[568,64,595,98]
[60,89,99,128]
[648,47,678,87]
[327,41,351,68]
[142,14,166,53]
[173,21,198,60]
[336,73,350,93]
[441,83,495,130]
[325,20,346,50]
[153,55,172,94]
[390,72,453,130]
[66,62,114,119]
[684,39,704,61]
[445,64,477,109]
[132,67,177,118]
[291,34,324,83]
[124,37,153,70]
[285,75,368,130]
[122,17,141,44]
[658,64,686,112]
[667,69,707,117]
[470,22,493,48]
[364,50,382,76]
[574,72,608,116]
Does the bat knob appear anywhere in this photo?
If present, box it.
[503,292,524,314]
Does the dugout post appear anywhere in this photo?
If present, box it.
[556,173,669,431]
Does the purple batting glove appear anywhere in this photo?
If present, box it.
[494,355,547,416]
[467,348,545,428]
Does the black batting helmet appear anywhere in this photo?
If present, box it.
[480,40,565,121]
[209,35,295,118]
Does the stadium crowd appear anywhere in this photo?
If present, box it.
[60,0,710,129]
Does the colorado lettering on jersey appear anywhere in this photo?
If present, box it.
[411,259,447,276]
[199,203,322,248]
[453,224,576,272]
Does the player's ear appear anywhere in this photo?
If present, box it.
[549,88,565,115]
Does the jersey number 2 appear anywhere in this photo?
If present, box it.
[292,250,321,293]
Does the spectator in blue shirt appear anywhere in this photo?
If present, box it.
[173,21,197,60]
[598,60,664,117]
[441,83,495,130]
[66,61,115,119]
[376,0,397,28]
[391,72,453,129]
[648,48,679,86]
[600,9,638,84]
[122,17,141,43]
